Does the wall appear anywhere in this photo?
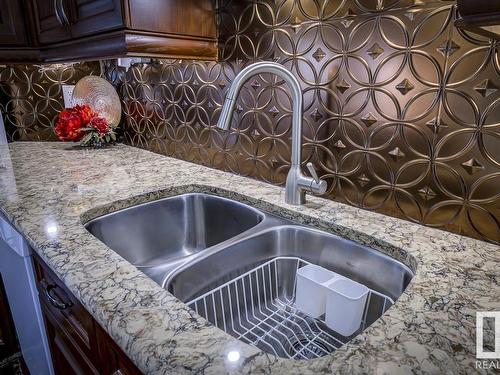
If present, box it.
[0,62,101,141]
[0,0,499,244]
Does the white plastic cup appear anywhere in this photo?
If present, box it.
[325,278,369,336]
[295,264,340,318]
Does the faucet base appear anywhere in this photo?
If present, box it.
[285,190,306,205]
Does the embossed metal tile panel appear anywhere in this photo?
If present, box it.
[0,1,498,244]
[0,63,101,141]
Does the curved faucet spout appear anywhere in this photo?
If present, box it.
[216,62,326,205]
[217,62,303,167]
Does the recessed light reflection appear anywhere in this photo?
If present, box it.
[227,350,240,362]
[45,223,58,236]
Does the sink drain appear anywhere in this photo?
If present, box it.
[284,333,334,359]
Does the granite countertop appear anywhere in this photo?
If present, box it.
[0,142,498,374]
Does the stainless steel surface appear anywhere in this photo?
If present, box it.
[184,257,394,360]
[85,192,413,358]
[163,211,413,360]
[216,62,327,205]
[166,225,413,303]
[84,193,265,281]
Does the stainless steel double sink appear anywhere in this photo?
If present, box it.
[85,193,265,283]
[85,193,414,359]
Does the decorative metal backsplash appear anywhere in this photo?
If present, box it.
[0,1,499,244]
[0,62,101,141]
[103,0,499,243]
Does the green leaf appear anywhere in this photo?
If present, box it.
[81,133,93,145]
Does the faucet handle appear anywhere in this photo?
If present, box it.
[305,162,328,195]
[306,162,320,183]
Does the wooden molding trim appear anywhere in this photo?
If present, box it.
[40,30,217,62]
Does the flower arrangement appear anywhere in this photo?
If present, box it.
[55,105,116,148]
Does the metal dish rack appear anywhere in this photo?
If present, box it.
[187,257,394,360]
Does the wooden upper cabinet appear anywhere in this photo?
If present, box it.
[31,0,72,44]
[0,0,29,45]
[69,0,124,38]
[0,0,217,62]
[31,0,123,43]
[128,0,216,38]
[0,0,40,62]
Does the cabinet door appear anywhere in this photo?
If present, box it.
[96,325,142,375]
[0,0,28,45]
[128,0,216,38]
[33,253,99,362]
[41,301,100,375]
[69,0,123,38]
[31,0,72,44]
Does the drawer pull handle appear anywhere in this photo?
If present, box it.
[54,0,70,26]
[58,0,70,26]
[54,0,64,26]
[45,284,73,310]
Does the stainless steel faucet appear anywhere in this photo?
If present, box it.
[216,62,327,205]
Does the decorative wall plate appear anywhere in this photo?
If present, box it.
[72,76,121,127]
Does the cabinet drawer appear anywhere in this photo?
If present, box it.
[33,253,98,362]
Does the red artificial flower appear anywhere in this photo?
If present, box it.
[55,109,84,141]
[55,104,112,145]
[73,104,95,125]
[89,116,109,136]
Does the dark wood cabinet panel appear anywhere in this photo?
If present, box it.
[42,300,100,375]
[0,0,28,45]
[97,326,142,375]
[69,0,124,38]
[31,0,72,44]
[33,254,97,360]
[128,0,216,38]
[32,253,142,375]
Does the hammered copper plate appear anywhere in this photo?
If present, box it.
[72,76,121,127]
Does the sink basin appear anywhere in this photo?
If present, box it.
[167,225,413,302]
[85,193,264,268]
[165,225,414,360]
[86,192,414,360]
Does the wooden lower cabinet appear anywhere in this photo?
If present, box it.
[42,302,100,375]
[33,253,142,375]
[97,327,142,375]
